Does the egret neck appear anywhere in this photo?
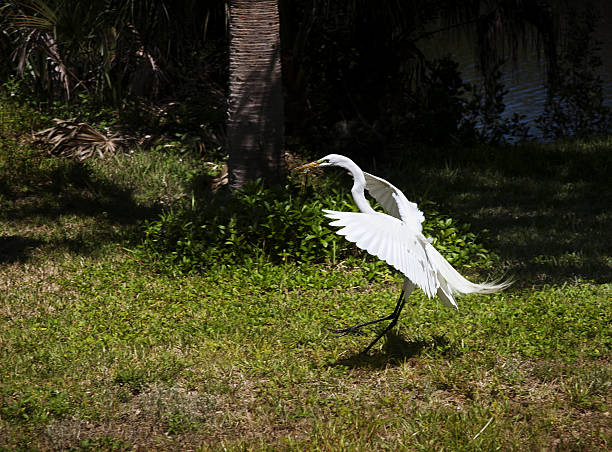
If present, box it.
[348,164,376,215]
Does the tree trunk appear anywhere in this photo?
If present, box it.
[227,0,285,191]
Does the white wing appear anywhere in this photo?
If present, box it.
[363,171,425,232]
[323,209,438,298]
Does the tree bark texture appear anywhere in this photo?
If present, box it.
[227,0,285,190]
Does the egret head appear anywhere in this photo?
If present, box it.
[294,154,355,171]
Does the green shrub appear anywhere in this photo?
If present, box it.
[139,179,495,273]
[140,181,349,272]
[420,201,492,268]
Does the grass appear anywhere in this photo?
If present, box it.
[0,103,610,450]
[387,139,612,284]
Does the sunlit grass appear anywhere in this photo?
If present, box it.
[0,108,610,449]
[0,256,609,449]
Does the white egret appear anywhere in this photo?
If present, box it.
[295,154,511,354]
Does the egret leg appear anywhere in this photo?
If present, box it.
[359,281,415,354]
[360,294,408,354]
[331,289,406,336]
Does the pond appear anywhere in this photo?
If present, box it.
[424,0,612,139]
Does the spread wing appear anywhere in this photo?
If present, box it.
[323,209,437,297]
[363,171,425,232]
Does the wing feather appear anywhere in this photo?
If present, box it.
[323,209,437,297]
[363,172,425,232]
[363,172,401,218]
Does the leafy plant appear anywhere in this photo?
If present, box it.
[1,0,226,104]
[112,367,149,395]
[462,65,531,145]
[139,179,496,273]
[139,181,349,272]
[421,201,492,268]
[0,78,52,135]
[537,8,612,139]
[401,57,472,146]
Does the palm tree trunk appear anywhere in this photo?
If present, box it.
[227,0,285,191]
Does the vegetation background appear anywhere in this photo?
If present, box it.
[0,0,610,450]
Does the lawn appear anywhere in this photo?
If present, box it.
[0,104,610,450]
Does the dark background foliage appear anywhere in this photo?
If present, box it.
[1,0,610,273]
[2,0,609,158]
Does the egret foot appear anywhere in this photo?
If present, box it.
[329,326,367,337]
[331,314,396,336]
[331,289,405,336]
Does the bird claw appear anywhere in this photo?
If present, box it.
[330,326,366,336]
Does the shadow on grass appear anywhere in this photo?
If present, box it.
[382,140,612,284]
[0,236,45,263]
[331,332,453,369]
[0,150,161,262]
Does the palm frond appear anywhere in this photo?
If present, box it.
[34,118,121,160]
[11,0,57,31]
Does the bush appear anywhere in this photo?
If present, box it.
[537,8,612,139]
[139,179,496,274]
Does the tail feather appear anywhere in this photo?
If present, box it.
[436,280,459,311]
[426,243,512,296]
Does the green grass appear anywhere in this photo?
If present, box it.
[0,104,610,450]
[1,258,609,450]
[389,138,612,284]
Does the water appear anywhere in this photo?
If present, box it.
[423,0,612,139]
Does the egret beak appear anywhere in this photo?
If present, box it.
[293,161,321,171]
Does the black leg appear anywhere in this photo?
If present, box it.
[331,289,405,336]
[360,293,408,354]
